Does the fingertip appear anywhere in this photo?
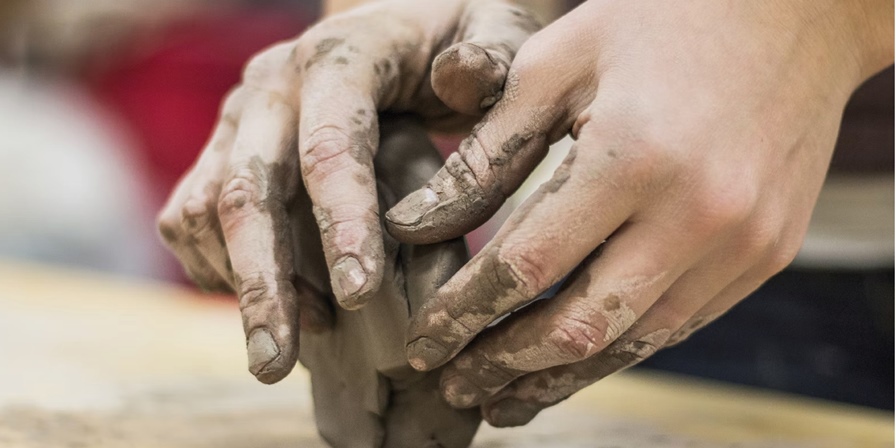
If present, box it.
[330,255,382,310]
[482,397,540,427]
[432,42,507,116]
[440,373,483,409]
[407,336,450,371]
[247,328,294,384]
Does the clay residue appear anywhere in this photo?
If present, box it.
[599,295,638,342]
[540,147,577,194]
[304,37,347,70]
[609,328,671,360]
[431,42,505,115]
[666,312,723,346]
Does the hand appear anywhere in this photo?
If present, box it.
[388,0,893,426]
[157,0,540,384]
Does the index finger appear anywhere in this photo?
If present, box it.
[295,11,442,310]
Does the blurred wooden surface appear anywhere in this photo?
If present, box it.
[0,260,891,448]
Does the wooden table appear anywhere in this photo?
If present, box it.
[0,260,891,447]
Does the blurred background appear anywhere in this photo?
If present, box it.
[0,0,891,416]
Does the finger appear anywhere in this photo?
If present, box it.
[157,88,248,291]
[438,215,716,407]
[479,322,666,428]
[286,178,337,334]
[386,60,568,245]
[667,252,788,346]
[218,91,317,384]
[431,1,541,115]
[158,204,230,293]
[158,171,230,292]
[295,23,426,309]
[295,2,483,308]
[477,317,681,427]
[177,91,246,287]
[405,135,650,371]
[478,248,763,425]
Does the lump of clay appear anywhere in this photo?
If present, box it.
[289,115,481,447]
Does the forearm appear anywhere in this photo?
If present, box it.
[759,0,894,89]
[850,0,894,80]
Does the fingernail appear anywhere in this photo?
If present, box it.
[331,256,367,307]
[407,337,449,371]
[486,398,540,427]
[247,329,280,377]
[442,374,481,408]
[386,188,439,227]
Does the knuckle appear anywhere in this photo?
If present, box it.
[580,118,682,191]
[220,87,246,121]
[242,43,292,87]
[313,203,379,247]
[689,182,758,235]
[156,211,182,246]
[180,195,214,234]
[494,247,551,298]
[294,26,370,73]
[219,168,267,215]
[243,54,273,86]
[623,132,682,186]
[734,216,780,261]
[301,126,366,180]
[546,315,607,361]
[236,273,271,311]
[443,150,490,198]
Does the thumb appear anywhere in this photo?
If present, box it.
[431,0,541,116]
[386,62,568,244]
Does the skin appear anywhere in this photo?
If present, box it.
[157,0,541,384]
[388,0,894,427]
[295,115,480,448]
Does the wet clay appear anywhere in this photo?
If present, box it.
[292,115,480,447]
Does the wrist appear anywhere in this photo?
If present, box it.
[849,0,894,81]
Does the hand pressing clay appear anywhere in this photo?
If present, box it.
[291,116,480,447]
[154,2,545,442]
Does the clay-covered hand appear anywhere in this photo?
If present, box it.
[157,0,540,384]
[388,0,894,426]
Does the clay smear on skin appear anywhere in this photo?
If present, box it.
[609,328,671,359]
[597,272,666,341]
[423,308,473,348]
[666,311,723,346]
[507,328,672,407]
[513,372,580,404]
